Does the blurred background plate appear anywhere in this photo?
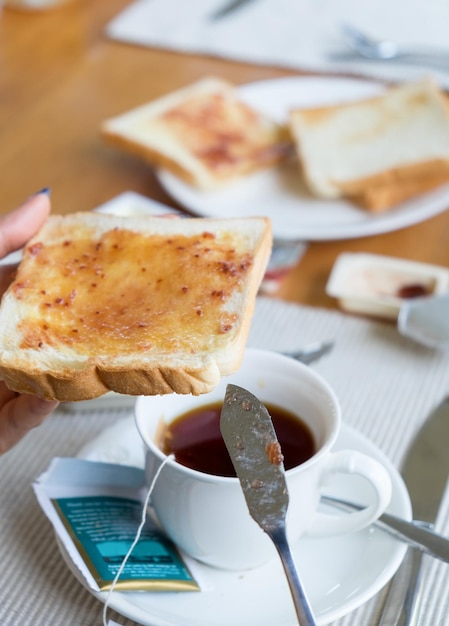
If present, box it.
[157,76,449,241]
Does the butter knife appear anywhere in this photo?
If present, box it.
[220,383,317,626]
[378,396,449,625]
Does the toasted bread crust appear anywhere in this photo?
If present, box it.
[336,159,449,211]
[0,360,225,401]
[335,158,449,195]
[0,212,271,401]
[351,170,449,212]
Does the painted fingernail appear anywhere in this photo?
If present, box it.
[33,187,51,196]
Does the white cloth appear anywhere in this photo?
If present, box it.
[106,0,449,88]
[1,297,449,625]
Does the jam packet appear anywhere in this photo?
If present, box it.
[33,458,199,592]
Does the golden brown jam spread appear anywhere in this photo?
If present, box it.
[266,441,284,466]
[15,228,253,355]
[160,93,288,176]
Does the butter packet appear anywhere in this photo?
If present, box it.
[33,457,199,592]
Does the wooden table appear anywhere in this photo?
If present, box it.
[1,0,449,309]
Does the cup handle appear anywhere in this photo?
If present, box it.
[307,450,392,536]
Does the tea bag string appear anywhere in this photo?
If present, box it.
[102,454,173,626]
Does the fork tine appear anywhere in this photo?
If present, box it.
[282,340,335,364]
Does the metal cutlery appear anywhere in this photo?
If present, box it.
[282,340,334,365]
[377,396,449,625]
[321,494,449,563]
[220,383,317,626]
[341,22,449,67]
[209,0,258,21]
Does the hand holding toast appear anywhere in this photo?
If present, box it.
[0,191,59,454]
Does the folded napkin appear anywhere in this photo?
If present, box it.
[106,0,449,88]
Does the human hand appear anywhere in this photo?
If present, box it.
[0,190,59,454]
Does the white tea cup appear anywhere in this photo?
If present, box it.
[135,348,392,571]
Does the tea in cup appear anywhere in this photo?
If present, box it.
[135,348,392,571]
[161,399,315,477]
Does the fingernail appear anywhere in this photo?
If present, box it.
[33,187,51,196]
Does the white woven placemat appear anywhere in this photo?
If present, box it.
[1,296,449,625]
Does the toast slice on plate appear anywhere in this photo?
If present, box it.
[101,77,292,190]
[289,78,449,212]
[0,211,272,401]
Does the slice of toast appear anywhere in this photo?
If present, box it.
[289,78,449,211]
[0,212,272,401]
[101,77,291,190]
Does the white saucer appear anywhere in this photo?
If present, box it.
[157,76,449,242]
[72,417,411,626]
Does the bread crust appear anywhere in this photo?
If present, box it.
[0,360,224,401]
[0,212,271,401]
[336,159,449,211]
[350,170,449,212]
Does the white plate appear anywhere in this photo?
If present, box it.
[157,76,449,241]
[69,416,411,626]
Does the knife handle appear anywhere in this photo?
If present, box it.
[378,523,431,626]
[321,495,449,563]
[270,525,317,626]
[377,549,414,626]
[378,513,449,562]
[402,547,426,626]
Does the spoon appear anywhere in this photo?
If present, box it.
[341,22,449,64]
[220,383,317,626]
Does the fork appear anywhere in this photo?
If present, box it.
[341,22,449,66]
